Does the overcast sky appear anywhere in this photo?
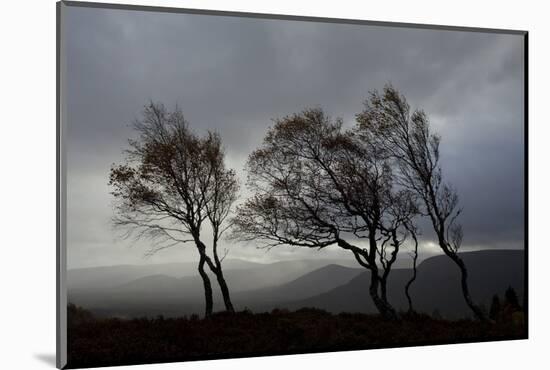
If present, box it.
[64,5,525,269]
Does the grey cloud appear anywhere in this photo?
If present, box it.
[64,6,524,268]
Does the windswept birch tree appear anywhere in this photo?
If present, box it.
[232,108,417,319]
[109,102,238,316]
[355,85,487,321]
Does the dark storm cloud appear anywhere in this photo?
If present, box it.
[65,6,524,267]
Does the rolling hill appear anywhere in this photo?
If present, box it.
[289,249,524,318]
[68,249,524,319]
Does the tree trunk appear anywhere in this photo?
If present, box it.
[369,269,398,320]
[441,243,487,321]
[380,230,400,306]
[211,234,235,313]
[215,270,235,313]
[404,258,418,314]
[380,278,387,304]
[368,232,397,320]
[197,254,213,317]
[339,237,398,320]
[197,239,235,313]
[405,230,419,314]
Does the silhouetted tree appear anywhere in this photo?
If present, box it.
[404,222,419,313]
[232,108,417,320]
[355,85,487,321]
[201,132,238,312]
[505,286,521,311]
[489,294,501,321]
[109,102,238,316]
[377,194,419,305]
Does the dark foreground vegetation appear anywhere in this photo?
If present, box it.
[67,304,525,369]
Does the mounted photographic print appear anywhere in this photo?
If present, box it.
[56,1,528,368]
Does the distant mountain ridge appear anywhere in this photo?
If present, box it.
[68,259,365,317]
[67,256,416,292]
[233,264,364,309]
[68,249,524,319]
[67,259,265,292]
[289,249,524,318]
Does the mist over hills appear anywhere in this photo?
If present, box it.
[233,264,364,308]
[290,250,524,318]
[67,259,262,292]
[67,258,363,293]
[68,249,524,319]
[67,258,366,317]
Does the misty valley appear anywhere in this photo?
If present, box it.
[69,250,523,320]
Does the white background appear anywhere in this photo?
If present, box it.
[0,0,547,369]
